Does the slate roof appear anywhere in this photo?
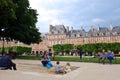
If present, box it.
[48,25,120,38]
[41,33,47,39]
[112,26,120,34]
[49,25,66,34]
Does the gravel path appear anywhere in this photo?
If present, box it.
[0,59,120,80]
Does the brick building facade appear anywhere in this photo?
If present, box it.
[32,24,120,54]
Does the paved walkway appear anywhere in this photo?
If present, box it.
[0,59,120,80]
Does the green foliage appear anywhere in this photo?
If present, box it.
[0,46,32,55]
[17,55,41,60]
[16,46,32,55]
[80,42,120,54]
[0,0,42,45]
[77,44,82,50]
[53,43,120,55]
[0,0,17,28]
[53,44,74,54]
[62,44,74,53]
[17,55,120,64]
[53,44,62,54]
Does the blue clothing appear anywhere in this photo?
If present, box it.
[106,52,114,64]
[0,55,12,67]
[0,54,16,70]
[54,65,63,73]
[55,65,60,72]
[106,53,114,59]
[46,61,52,69]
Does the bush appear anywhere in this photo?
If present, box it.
[0,46,32,55]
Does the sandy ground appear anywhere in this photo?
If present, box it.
[0,59,120,80]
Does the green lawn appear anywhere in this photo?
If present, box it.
[17,55,120,64]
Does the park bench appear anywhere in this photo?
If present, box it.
[114,54,120,57]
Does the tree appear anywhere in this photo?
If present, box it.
[62,44,74,55]
[0,0,42,45]
[52,44,62,60]
[53,44,62,54]
[0,0,17,36]
[82,43,97,56]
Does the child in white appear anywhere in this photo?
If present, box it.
[64,63,71,73]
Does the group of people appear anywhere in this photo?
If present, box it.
[55,61,72,74]
[40,51,72,74]
[0,49,115,73]
[98,50,114,64]
[41,51,72,74]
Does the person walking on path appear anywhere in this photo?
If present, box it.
[78,49,83,60]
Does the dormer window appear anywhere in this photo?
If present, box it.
[80,34,82,36]
[101,33,104,36]
[75,34,76,37]
[103,33,105,36]
[86,33,88,36]
[113,32,117,35]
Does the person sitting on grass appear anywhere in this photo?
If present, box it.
[0,53,17,70]
[54,61,63,74]
[99,50,106,64]
[106,50,114,64]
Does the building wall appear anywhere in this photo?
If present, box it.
[31,25,120,54]
[1,25,120,54]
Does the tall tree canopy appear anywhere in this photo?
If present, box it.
[0,0,17,33]
[0,0,41,44]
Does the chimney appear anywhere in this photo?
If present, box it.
[80,26,83,30]
[90,25,94,31]
[66,26,69,32]
[110,23,113,31]
[71,26,73,33]
[49,25,53,32]
[98,24,100,31]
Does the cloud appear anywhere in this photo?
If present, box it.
[46,0,78,4]
[114,8,120,13]
[37,8,62,22]
[92,18,105,23]
[29,0,78,32]
[29,0,120,32]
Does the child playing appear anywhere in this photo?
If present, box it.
[54,61,63,74]
[64,63,71,73]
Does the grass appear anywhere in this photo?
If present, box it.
[17,55,41,60]
[17,55,120,64]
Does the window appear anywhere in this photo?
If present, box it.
[94,37,97,42]
[52,36,54,39]
[59,36,61,39]
[75,34,76,37]
[59,41,61,44]
[88,38,90,43]
[114,36,117,41]
[86,33,88,36]
[101,37,103,41]
[85,38,88,43]
[107,36,110,42]
[83,38,85,43]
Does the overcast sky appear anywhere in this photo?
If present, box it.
[29,0,120,33]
